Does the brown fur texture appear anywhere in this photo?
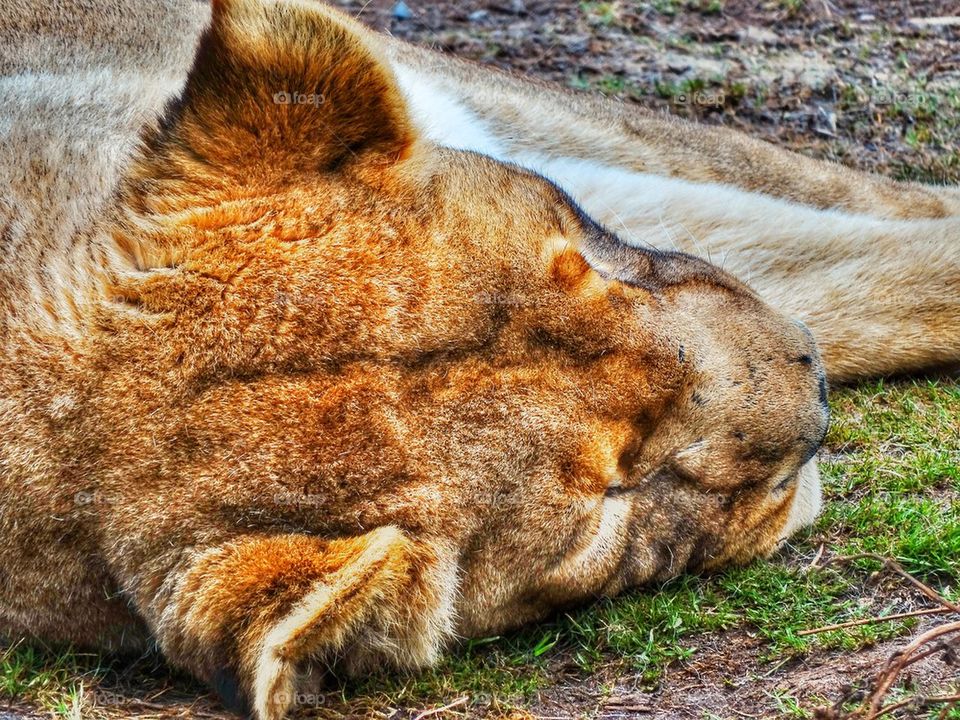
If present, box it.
[5,1,948,718]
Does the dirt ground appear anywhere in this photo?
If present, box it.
[534,620,957,719]
[335,0,960,183]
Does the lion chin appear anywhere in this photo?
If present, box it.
[0,1,832,718]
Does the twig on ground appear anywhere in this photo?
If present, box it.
[811,553,960,720]
[873,693,960,720]
[866,622,960,718]
[412,696,469,720]
[937,696,960,720]
[807,543,826,571]
[908,16,960,28]
[821,553,960,613]
[798,607,951,637]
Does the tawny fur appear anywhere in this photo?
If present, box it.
[0,1,949,719]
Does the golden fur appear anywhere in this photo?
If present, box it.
[0,1,951,718]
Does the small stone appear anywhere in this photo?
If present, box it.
[391,1,413,20]
[858,12,876,22]
[468,9,489,22]
[565,37,589,55]
[813,105,837,137]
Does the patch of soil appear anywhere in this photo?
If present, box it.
[640,621,957,719]
[335,0,960,182]
[474,615,959,719]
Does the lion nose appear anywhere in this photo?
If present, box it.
[806,387,830,462]
[794,320,828,407]
[801,413,828,465]
[793,320,830,462]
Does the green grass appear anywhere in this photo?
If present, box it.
[822,380,960,577]
[2,379,958,717]
[580,1,623,26]
[0,643,104,717]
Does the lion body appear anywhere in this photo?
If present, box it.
[0,2,950,719]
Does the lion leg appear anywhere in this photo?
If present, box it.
[129,527,455,720]
[753,220,960,381]
[615,114,960,221]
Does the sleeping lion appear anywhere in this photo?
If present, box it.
[0,1,956,718]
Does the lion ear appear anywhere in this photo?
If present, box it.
[145,0,416,183]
